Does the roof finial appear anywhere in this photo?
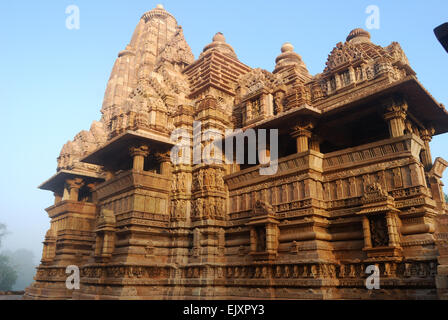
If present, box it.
[346,28,371,43]
[213,32,226,43]
[274,42,309,76]
[201,32,237,58]
[281,42,294,53]
[156,4,164,10]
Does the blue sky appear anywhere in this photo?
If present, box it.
[0,0,447,260]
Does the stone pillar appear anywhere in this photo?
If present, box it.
[326,79,332,95]
[65,178,84,201]
[310,136,320,152]
[86,183,97,203]
[291,123,314,153]
[362,216,372,248]
[102,232,114,255]
[54,193,62,205]
[62,186,70,201]
[250,228,257,253]
[420,127,435,170]
[348,66,356,84]
[386,212,400,247]
[266,224,279,252]
[383,98,408,138]
[335,73,342,90]
[156,152,172,175]
[129,145,149,171]
[94,235,102,257]
[246,101,252,120]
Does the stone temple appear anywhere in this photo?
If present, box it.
[25,5,448,299]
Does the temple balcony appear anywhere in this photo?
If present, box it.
[225,133,429,221]
[94,169,171,229]
[46,200,97,220]
[95,169,171,202]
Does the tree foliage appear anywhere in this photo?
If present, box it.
[0,223,18,291]
[0,255,17,291]
[0,223,7,247]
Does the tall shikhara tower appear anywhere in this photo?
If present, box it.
[26,6,448,299]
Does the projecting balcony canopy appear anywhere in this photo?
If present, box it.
[81,130,175,170]
[38,169,105,194]
[241,75,448,137]
[241,104,321,134]
[318,75,448,136]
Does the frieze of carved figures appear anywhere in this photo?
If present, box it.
[171,174,177,191]
[197,170,204,189]
[215,169,225,189]
[205,168,215,187]
[194,168,226,191]
[192,171,198,191]
[192,198,204,219]
[179,172,188,192]
[202,169,210,188]
[61,261,438,282]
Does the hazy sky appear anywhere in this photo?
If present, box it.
[0,0,447,260]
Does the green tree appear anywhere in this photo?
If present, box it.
[0,223,7,247]
[2,249,36,291]
[445,193,448,203]
[0,223,18,291]
[0,255,17,291]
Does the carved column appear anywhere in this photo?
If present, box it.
[383,98,408,138]
[310,136,320,152]
[86,183,98,203]
[156,152,172,176]
[326,79,333,95]
[362,216,372,248]
[348,66,356,84]
[291,122,314,153]
[266,223,279,252]
[386,212,400,247]
[420,127,435,170]
[334,73,342,90]
[129,145,149,171]
[62,186,70,201]
[54,192,62,205]
[250,228,257,253]
[102,232,114,256]
[65,178,84,201]
[94,235,102,257]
